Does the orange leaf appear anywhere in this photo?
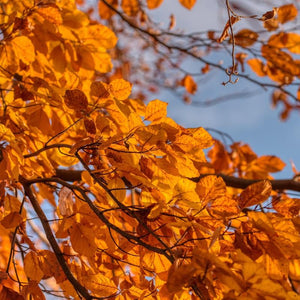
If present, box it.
[247,58,267,77]
[121,0,139,16]
[166,261,196,293]
[145,99,168,122]
[24,252,44,282]
[0,286,24,300]
[37,5,63,25]
[1,212,23,228]
[69,223,98,257]
[64,89,88,111]
[181,75,197,94]
[11,36,35,65]
[98,0,118,19]
[238,180,272,209]
[278,4,298,24]
[179,0,196,10]
[109,79,132,100]
[147,0,163,9]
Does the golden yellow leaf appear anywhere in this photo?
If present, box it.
[37,6,63,25]
[234,29,258,47]
[238,180,272,209]
[179,0,196,10]
[278,4,298,24]
[38,250,61,280]
[181,75,197,94]
[11,36,35,64]
[121,0,139,16]
[196,175,226,207]
[247,58,267,77]
[147,0,164,9]
[24,252,44,282]
[107,177,126,206]
[109,79,132,100]
[145,99,168,122]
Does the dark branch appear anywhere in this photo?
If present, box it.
[54,169,300,193]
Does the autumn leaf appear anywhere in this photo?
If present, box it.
[109,79,132,100]
[218,16,241,43]
[24,252,44,282]
[145,99,168,122]
[98,0,118,19]
[181,75,197,94]
[247,58,267,77]
[58,187,74,217]
[147,0,164,9]
[179,0,196,10]
[64,89,88,111]
[10,36,35,64]
[278,4,298,24]
[234,29,259,47]
[238,180,272,209]
[121,0,139,16]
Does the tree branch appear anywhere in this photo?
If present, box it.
[19,176,92,300]
[54,169,300,193]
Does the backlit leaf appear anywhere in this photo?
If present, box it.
[145,99,168,122]
[11,36,35,64]
[1,212,23,229]
[238,180,272,209]
[109,79,132,100]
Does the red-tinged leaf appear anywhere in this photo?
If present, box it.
[259,8,278,21]
[238,180,272,209]
[64,89,88,111]
[247,58,267,77]
[58,187,74,217]
[234,29,258,47]
[145,99,168,122]
[90,81,110,99]
[109,79,132,100]
[24,252,44,282]
[147,0,163,9]
[84,118,96,134]
[1,212,23,228]
[278,4,298,24]
[179,0,196,10]
[181,75,197,94]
